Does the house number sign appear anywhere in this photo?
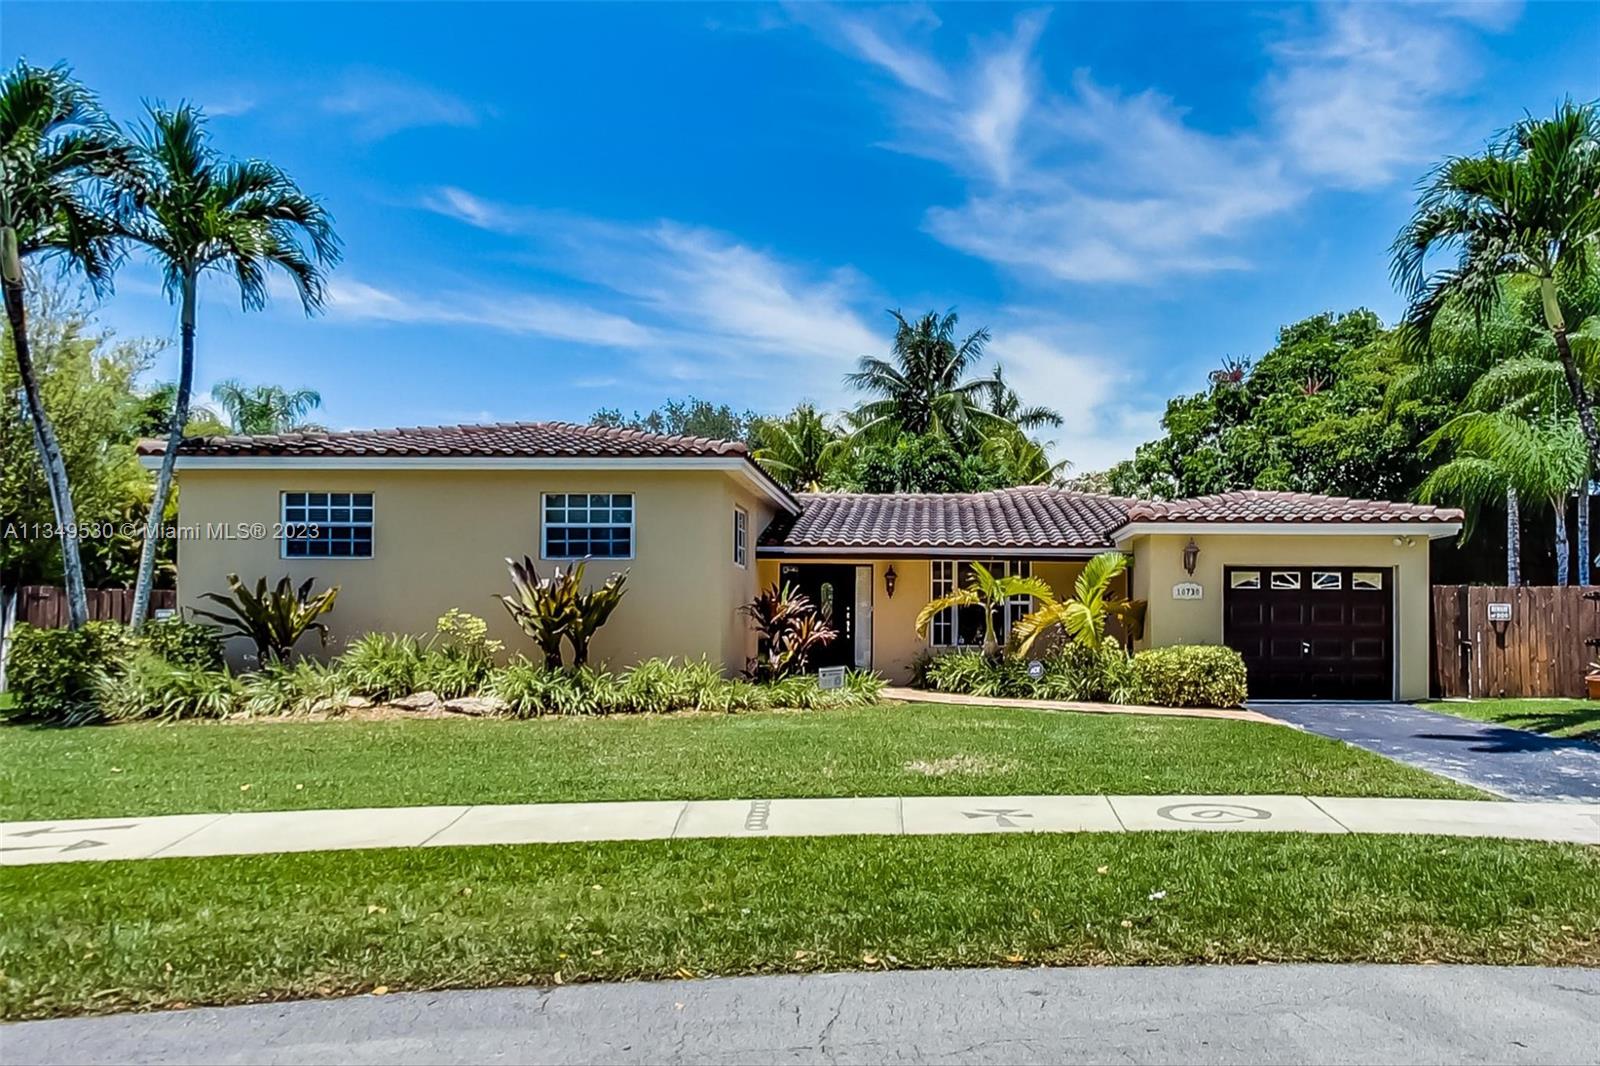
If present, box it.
[1171,582,1204,601]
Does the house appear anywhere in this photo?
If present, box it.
[140,421,1463,701]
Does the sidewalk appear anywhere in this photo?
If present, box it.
[6,794,1599,866]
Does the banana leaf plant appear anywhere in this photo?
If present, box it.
[193,574,339,663]
[498,556,629,668]
[915,562,1052,658]
[1010,551,1145,654]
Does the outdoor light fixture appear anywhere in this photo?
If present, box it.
[1182,537,1200,576]
[884,564,897,598]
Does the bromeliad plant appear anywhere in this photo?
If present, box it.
[498,557,629,668]
[1011,551,1144,654]
[741,582,838,681]
[915,562,1052,658]
[193,574,339,663]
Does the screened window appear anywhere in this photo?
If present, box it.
[543,493,634,559]
[733,508,748,568]
[928,559,1033,648]
[281,492,373,558]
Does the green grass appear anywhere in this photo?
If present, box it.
[1420,699,1600,742]
[0,704,1480,821]
[5,833,1596,1020]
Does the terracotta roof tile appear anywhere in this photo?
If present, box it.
[1122,490,1464,526]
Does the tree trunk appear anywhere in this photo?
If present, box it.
[131,271,196,630]
[1580,481,1593,587]
[2,240,88,629]
[1553,494,1571,587]
[1542,278,1600,473]
[1506,486,1521,586]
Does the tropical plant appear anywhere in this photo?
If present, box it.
[336,632,423,700]
[211,377,324,434]
[977,364,1063,431]
[740,582,838,680]
[94,648,244,722]
[192,574,339,663]
[1,61,133,628]
[1126,644,1249,708]
[915,562,1052,658]
[846,309,1004,442]
[1011,551,1142,654]
[1392,101,1600,472]
[752,403,850,492]
[498,556,629,667]
[120,103,340,629]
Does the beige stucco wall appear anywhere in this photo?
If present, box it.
[1128,532,1432,700]
[173,466,773,673]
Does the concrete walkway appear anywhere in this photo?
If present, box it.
[9,965,1599,1065]
[885,686,1280,724]
[1258,702,1600,801]
[7,794,1599,866]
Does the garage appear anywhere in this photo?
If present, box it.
[1222,565,1395,700]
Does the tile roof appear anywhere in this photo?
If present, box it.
[760,487,1136,550]
[137,421,753,459]
[1122,490,1464,526]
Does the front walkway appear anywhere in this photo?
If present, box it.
[6,794,1598,866]
[884,687,1280,724]
[1258,702,1600,802]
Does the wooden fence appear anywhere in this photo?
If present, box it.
[1431,585,1600,699]
[14,585,177,628]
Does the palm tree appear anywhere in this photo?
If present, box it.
[211,378,324,434]
[978,364,1062,432]
[1,62,130,628]
[1011,551,1142,654]
[751,403,848,492]
[915,562,1052,658]
[1392,101,1600,473]
[119,104,339,628]
[845,309,1000,442]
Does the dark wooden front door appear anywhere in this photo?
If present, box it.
[779,564,855,670]
[1223,566,1394,700]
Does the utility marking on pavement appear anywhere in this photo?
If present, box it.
[2,839,107,853]
[1156,803,1273,825]
[11,824,138,837]
[962,808,1034,828]
[744,801,771,833]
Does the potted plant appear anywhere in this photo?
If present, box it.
[1587,662,1600,701]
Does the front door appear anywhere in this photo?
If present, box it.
[780,564,856,670]
[1223,565,1395,700]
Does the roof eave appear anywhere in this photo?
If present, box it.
[1110,520,1463,546]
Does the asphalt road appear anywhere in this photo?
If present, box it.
[8,965,1600,1065]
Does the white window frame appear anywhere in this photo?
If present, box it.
[279,491,374,560]
[733,507,748,568]
[928,559,1033,649]
[541,492,636,561]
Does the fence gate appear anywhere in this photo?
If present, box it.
[1431,585,1600,699]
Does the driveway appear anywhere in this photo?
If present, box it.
[7,965,1597,1065]
[1257,701,1600,801]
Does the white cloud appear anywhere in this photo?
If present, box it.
[320,72,480,139]
[421,186,515,232]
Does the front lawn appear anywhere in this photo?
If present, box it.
[4,832,1596,1020]
[1421,698,1600,742]
[0,703,1481,821]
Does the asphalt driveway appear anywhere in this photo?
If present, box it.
[1257,701,1600,801]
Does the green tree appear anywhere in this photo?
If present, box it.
[845,309,1000,442]
[211,378,323,434]
[1392,101,1600,471]
[751,403,848,492]
[0,61,131,627]
[590,396,757,443]
[119,103,339,628]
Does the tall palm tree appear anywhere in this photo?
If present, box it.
[120,104,339,628]
[845,309,999,442]
[751,403,848,492]
[1392,101,1600,472]
[0,62,130,628]
[978,364,1062,432]
[211,378,323,434]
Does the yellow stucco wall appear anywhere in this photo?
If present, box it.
[1128,532,1432,699]
[173,466,773,672]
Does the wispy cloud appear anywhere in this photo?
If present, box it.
[320,71,481,139]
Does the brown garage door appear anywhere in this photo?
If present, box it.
[1222,566,1394,700]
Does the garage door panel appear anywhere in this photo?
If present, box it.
[1227,602,1266,627]
[1269,602,1306,625]
[1309,603,1346,626]
[1351,604,1387,626]
[1223,565,1393,701]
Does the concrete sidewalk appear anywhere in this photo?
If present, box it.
[6,794,1599,866]
[9,965,1599,1065]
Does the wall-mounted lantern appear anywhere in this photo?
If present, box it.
[1182,537,1200,577]
[884,564,897,598]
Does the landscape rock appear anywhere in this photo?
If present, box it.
[391,691,441,711]
[442,695,510,717]
[342,695,374,710]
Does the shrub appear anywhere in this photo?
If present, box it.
[139,616,224,670]
[925,651,1034,698]
[242,659,352,717]
[741,583,838,681]
[498,557,628,667]
[193,574,339,664]
[336,633,423,701]
[3,622,137,724]
[1127,644,1249,708]
[1034,644,1136,704]
[414,610,502,698]
[95,649,244,722]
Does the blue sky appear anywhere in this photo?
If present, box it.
[7,2,1597,470]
